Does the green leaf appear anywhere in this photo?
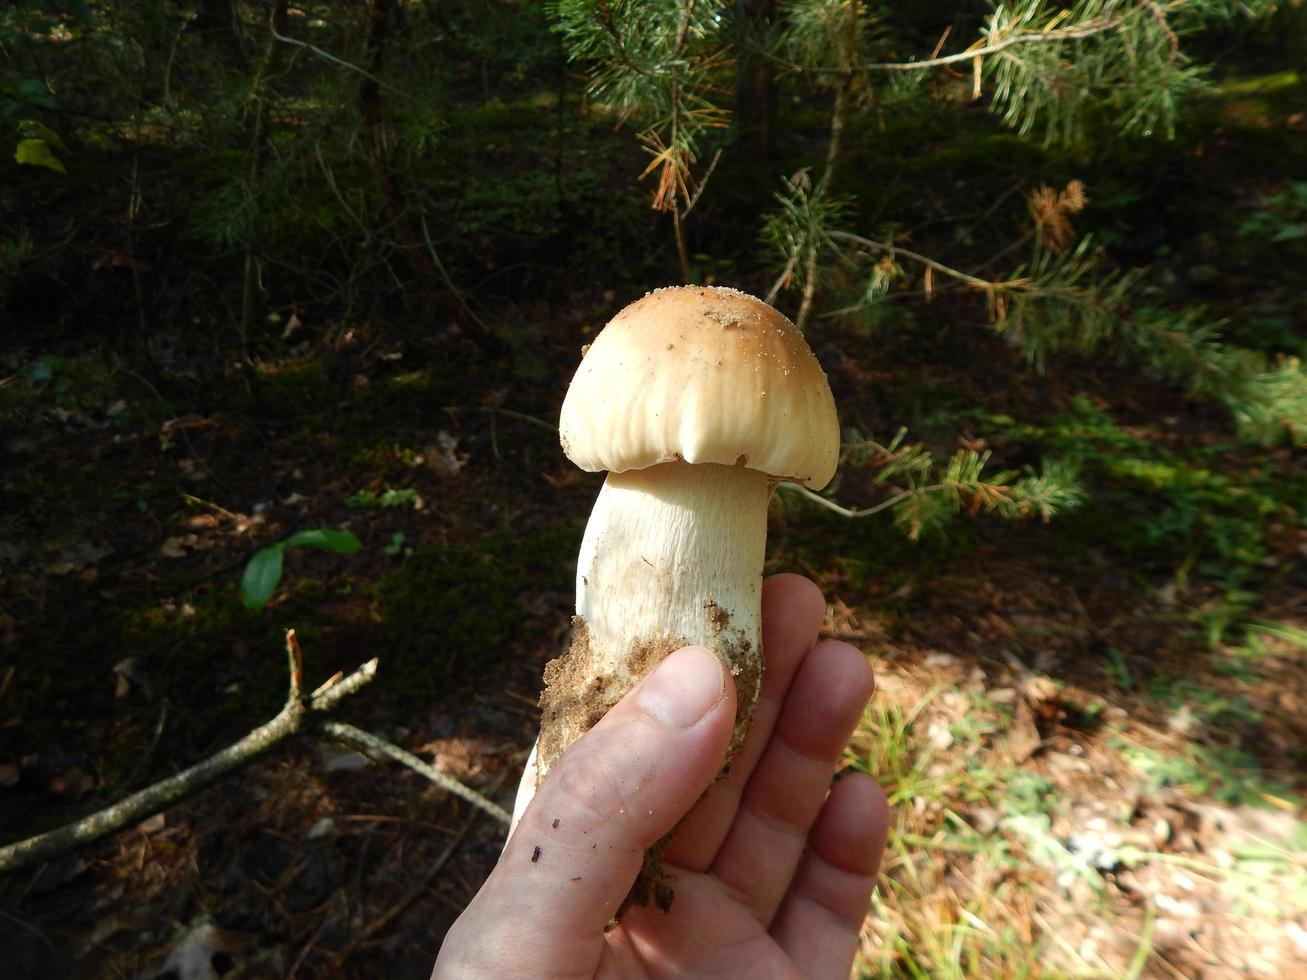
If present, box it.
[15,79,52,102]
[15,138,65,173]
[241,546,285,611]
[282,528,363,553]
[17,119,66,150]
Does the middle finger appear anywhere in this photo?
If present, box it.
[663,572,827,871]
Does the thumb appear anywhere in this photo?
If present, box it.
[446,647,734,968]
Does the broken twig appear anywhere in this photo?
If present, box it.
[321,721,511,826]
[0,634,378,875]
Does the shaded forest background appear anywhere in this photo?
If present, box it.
[1,1,1305,977]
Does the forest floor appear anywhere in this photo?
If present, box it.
[2,286,1303,978]
[3,42,1307,980]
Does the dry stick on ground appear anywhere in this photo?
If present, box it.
[0,630,506,874]
[0,632,374,875]
[322,721,511,825]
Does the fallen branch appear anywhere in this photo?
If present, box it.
[0,631,373,875]
[2,631,516,875]
[322,721,511,826]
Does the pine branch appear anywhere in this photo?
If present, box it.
[829,230,1033,292]
[780,428,1084,538]
[777,0,1277,145]
[762,170,855,311]
[1125,309,1307,446]
[983,0,1212,145]
[551,0,730,276]
[779,481,916,518]
[858,17,1124,72]
[782,1,868,330]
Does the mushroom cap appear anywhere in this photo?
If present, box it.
[560,285,840,488]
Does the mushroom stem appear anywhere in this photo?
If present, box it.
[537,460,769,781]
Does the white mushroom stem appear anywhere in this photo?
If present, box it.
[536,460,770,780]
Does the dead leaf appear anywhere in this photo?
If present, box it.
[925,715,954,752]
[1021,675,1059,703]
[307,817,335,840]
[428,430,468,478]
[1047,751,1091,775]
[316,744,372,773]
[923,651,959,669]
[159,535,198,558]
[113,658,154,698]
[0,763,18,786]
[1003,697,1043,762]
[158,416,217,452]
[42,541,114,575]
[156,919,245,980]
[49,767,94,799]
[93,249,152,273]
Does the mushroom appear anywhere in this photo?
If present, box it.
[538,285,839,910]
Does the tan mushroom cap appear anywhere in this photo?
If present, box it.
[560,285,840,488]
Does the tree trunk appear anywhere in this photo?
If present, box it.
[190,0,246,65]
[359,0,501,352]
[734,0,777,160]
[360,0,409,258]
[237,0,289,406]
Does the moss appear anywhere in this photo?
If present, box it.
[771,506,979,601]
[369,524,583,702]
[1217,69,1301,96]
[0,580,288,801]
[342,364,473,439]
[251,357,339,420]
[123,586,288,729]
[289,577,331,603]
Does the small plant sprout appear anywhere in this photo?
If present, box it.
[539,285,839,911]
[241,529,362,611]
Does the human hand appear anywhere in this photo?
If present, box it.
[433,574,888,978]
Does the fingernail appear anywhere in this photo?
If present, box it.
[636,646,725,728]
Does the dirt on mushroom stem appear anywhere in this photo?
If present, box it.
[538,613,761,781]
